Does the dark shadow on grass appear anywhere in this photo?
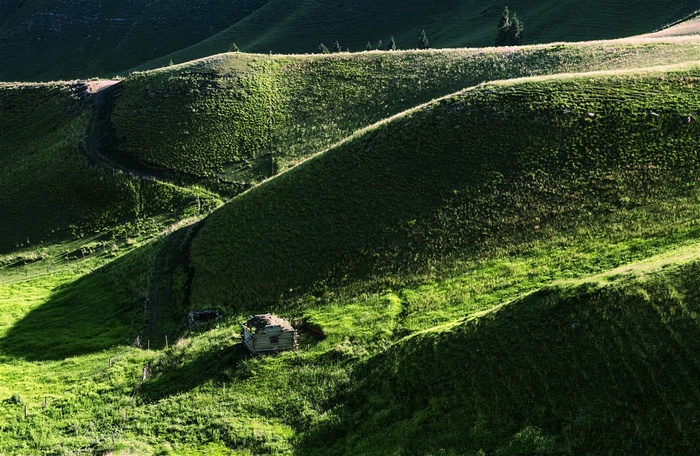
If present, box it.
[139,342,249,402]
[1,222,205,361]
[0,243,160,361]
[0,266,138,361]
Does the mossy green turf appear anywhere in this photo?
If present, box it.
[2,31,700,455]
[190,64,700,310]
[112,37,700,182]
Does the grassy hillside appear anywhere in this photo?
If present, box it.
[111,37,700,185]
[139,0,698,70]
[1,17,700,454]
[304,256,700,454]
[0,0,265,81]
[189,64,700,311]
[0,82,220,255]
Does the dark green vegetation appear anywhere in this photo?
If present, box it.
[2,0,697,81]
[0,82,220,255]
[136,0,697,72]
[1,15,700,455]
[0,0,266,81]
[496,7,525,46]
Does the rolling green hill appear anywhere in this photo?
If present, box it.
[110,37,700,184]
[304,255,700,454]
[189,64,700,311]
[1,13,700,455]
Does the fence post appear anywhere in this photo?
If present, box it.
[165,335,168,348]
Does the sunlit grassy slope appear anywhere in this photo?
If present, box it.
[189,64,700,311]
[304,256,700,455]
[137,0,698,71]
[112,37,700,185]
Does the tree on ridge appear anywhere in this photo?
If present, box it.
[419,30,429,49]
[388,36,397,50]
[496,6,524,46]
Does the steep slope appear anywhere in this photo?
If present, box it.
[138,0,698,70]
[302,256,700,454]
[0,0,265,81]
[189,64,700,310]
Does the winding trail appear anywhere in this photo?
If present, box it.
[82,80,160,180]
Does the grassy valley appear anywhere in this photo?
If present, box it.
[0,9,700,456]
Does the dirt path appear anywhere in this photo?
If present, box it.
[147,222,203,341]
[83,80,161,181]
[85,79,121,94]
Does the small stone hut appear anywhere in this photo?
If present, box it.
[241,314,298,354]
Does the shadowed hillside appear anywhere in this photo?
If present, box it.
[1,0,696,81]
[0,0,265,81]
[0,82,220,254]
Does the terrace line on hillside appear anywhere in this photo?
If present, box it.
[241,314,298,354]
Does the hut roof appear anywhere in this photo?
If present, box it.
[244,314,294,332]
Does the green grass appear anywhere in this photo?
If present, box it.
[112,37,700,184]
[1,22,700,455]
[308,258,700,454]
[189,64,700,310]
[0,81,222,254]
[3,197,700,452]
